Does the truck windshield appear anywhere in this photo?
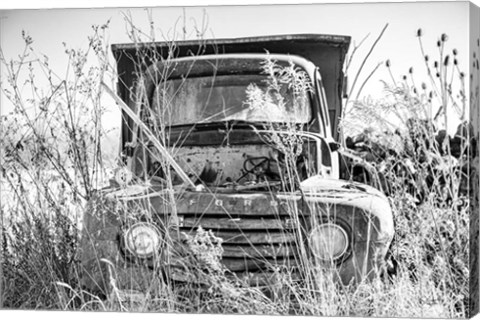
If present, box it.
[150,73,312,125]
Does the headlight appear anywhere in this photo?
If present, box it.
[309,223,349,261]
[124,223,161,258]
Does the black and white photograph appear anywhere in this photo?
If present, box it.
[0,0,479,318]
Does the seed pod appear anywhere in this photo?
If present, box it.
[436,72,440,78]
[444,55,449,66]
[441,33,448,42]
[403,75,407,80]
[437,40,441,47]
[386,59,391,67]
[409,67,413,74]
[417,28,423,37]
[434,61,439,68]
[454,59,458,66]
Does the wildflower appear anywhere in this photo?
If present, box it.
[21,30,33,45]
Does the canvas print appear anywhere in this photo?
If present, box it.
[0,1,479,318]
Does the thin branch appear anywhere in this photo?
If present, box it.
[345,33,370,73]
[354,61,383,102]
[346,23,389,103]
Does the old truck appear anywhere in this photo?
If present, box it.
[79,34,394,298]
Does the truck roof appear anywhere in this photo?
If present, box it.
[112,33,351,142]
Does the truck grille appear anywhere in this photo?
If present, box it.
[170,191,304,278]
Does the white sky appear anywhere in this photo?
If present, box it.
[0,0,478,138]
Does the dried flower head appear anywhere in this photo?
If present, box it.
[441,33,448,42]
[417,28,423,37]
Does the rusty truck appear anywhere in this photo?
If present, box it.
[79,34,395,298]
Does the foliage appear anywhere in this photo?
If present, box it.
[0,22,112,308]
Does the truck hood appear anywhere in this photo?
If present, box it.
[103,175,385,203]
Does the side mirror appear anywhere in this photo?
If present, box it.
[329,141,341,152]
